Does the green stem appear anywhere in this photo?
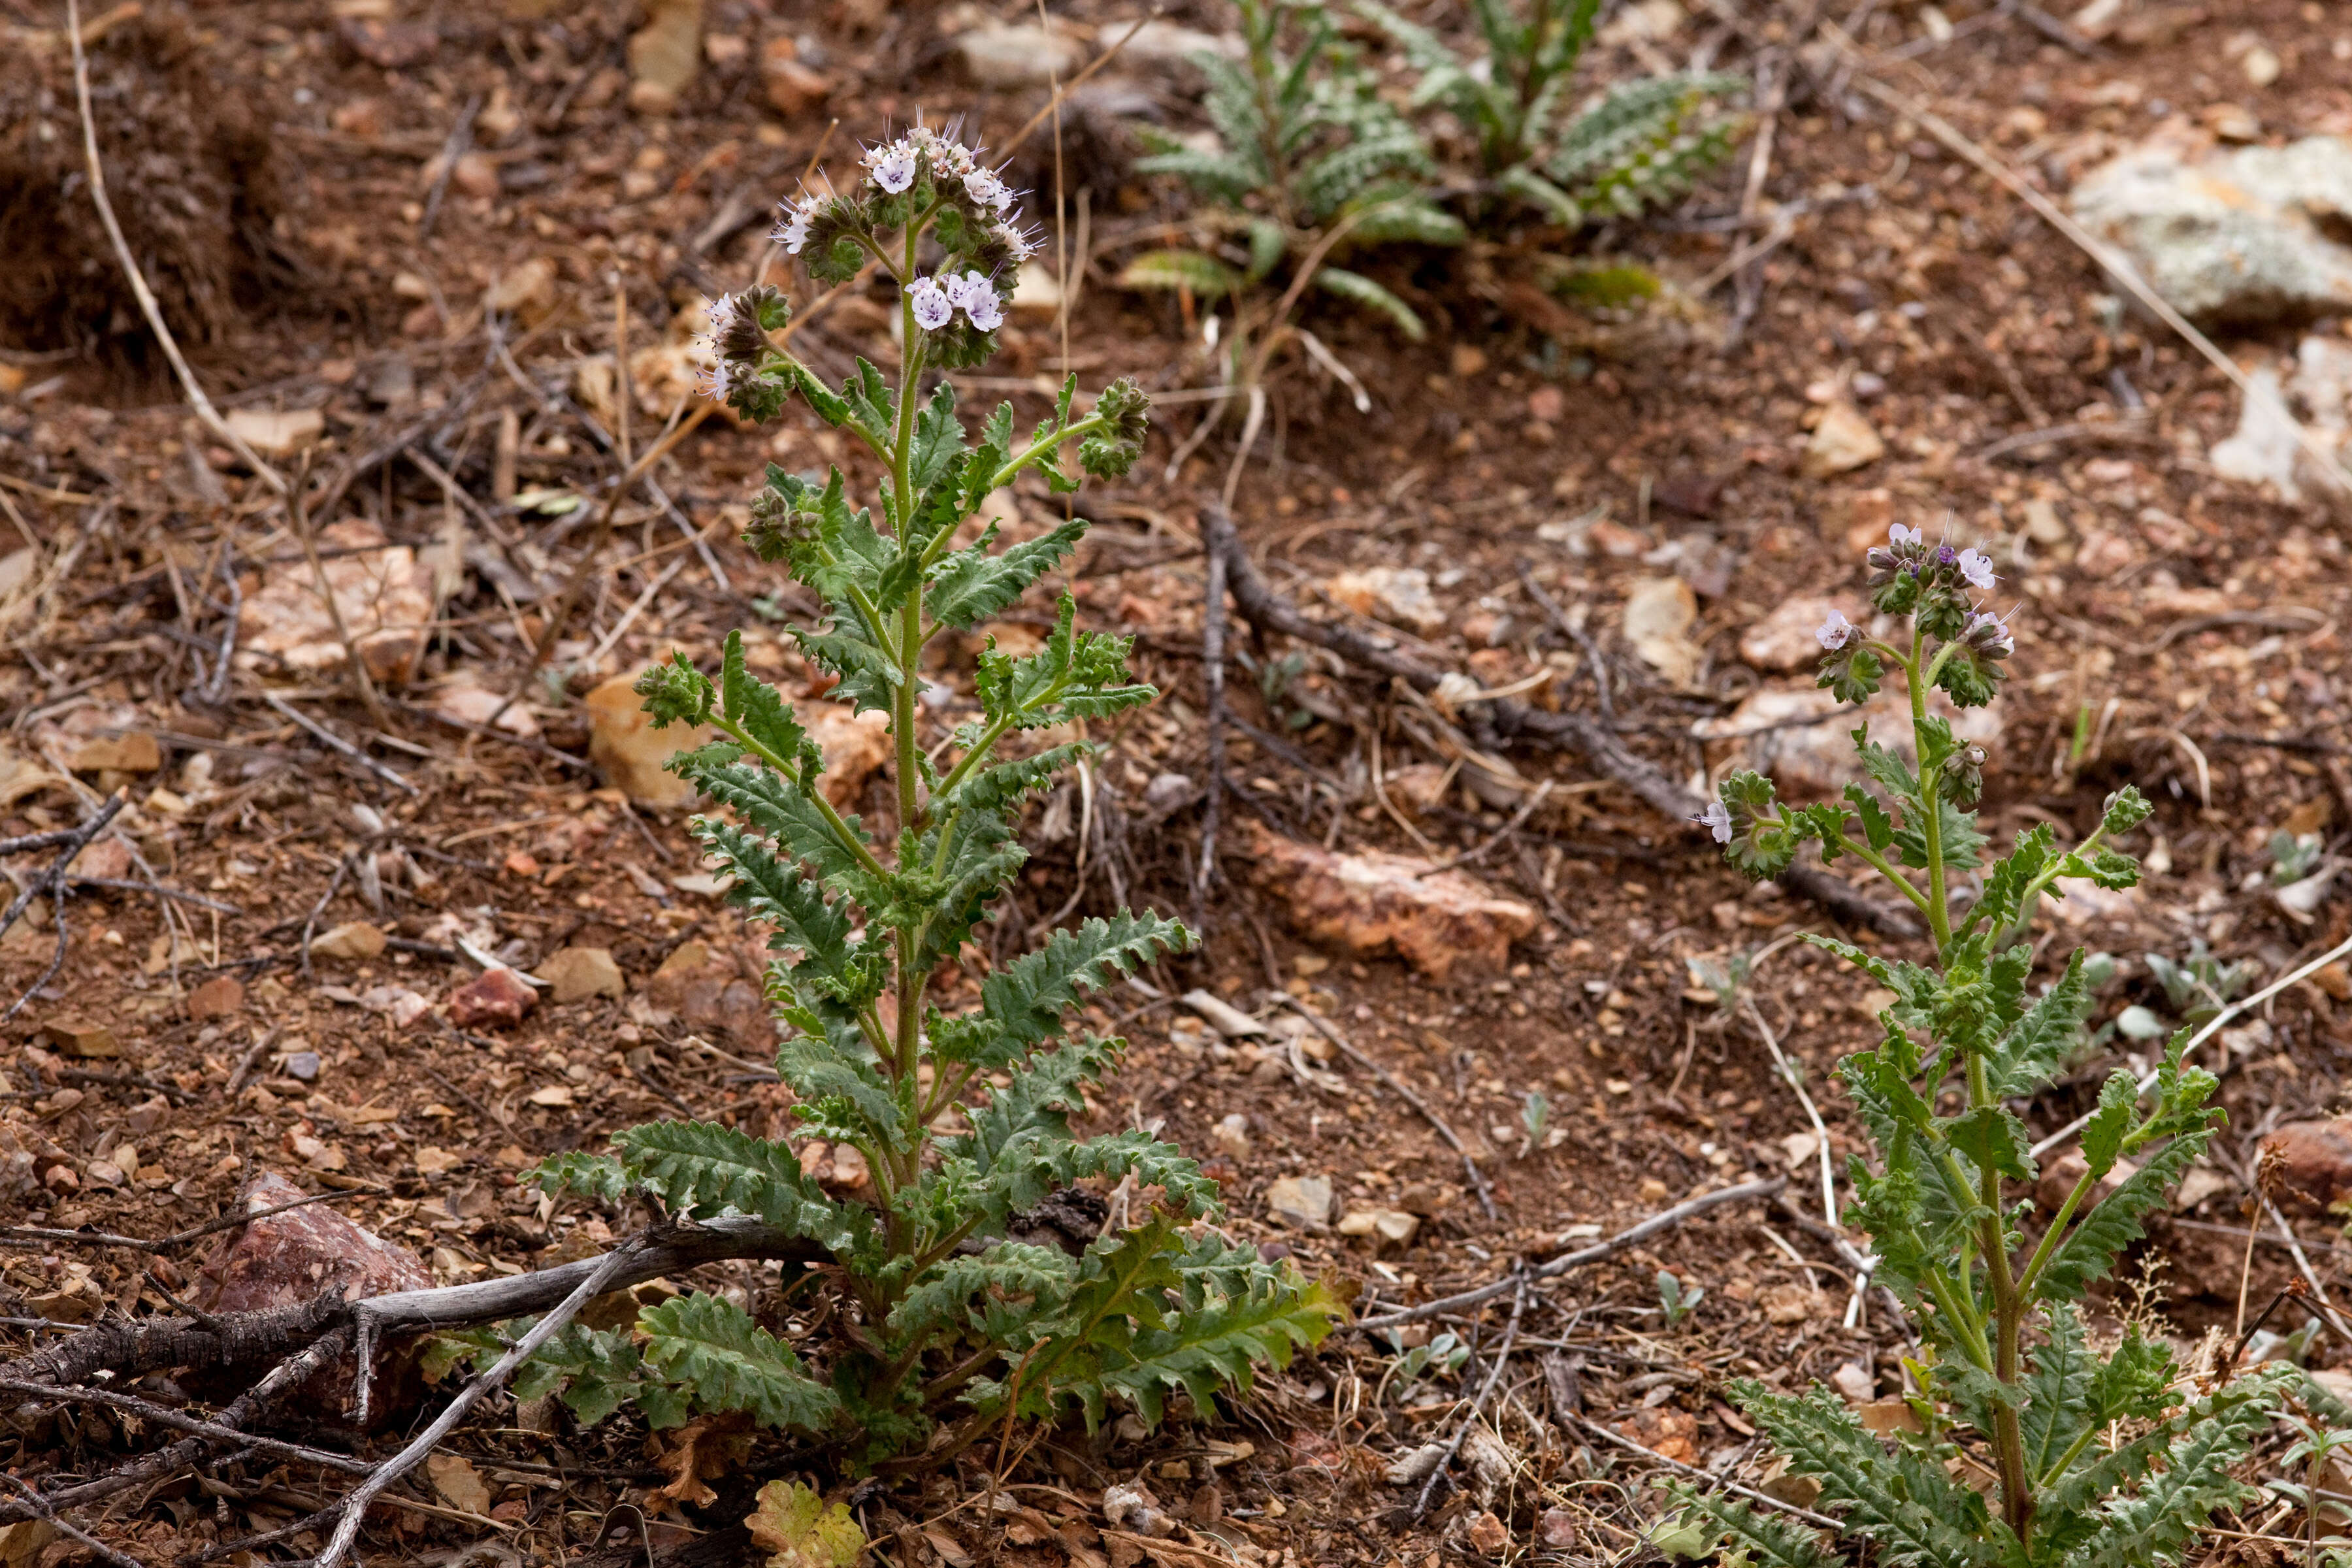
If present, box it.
[1830,830,1933,914]
[1966,1047,2034,1544]
[2036,1416,2103,1490]
[985,413,1109,499]
[1906,649,1953,951]
[2016,1167,2098,1299]
[709,713,887,878]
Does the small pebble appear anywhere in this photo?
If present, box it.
[285,1051,321,1082]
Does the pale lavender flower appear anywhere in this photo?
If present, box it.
[1888,522,1923,550]
[1957,547,1995,591]
[869,140,917,194]
[957,272,1004,331]
[1693,799,1733,843]
[1816,607,1858,651]
[773,197,817,255]
[907,275,953,331]
[964,167,1014,212]
[694,355,735,403]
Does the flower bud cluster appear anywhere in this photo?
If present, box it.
[772,122,1041,290]
[693,284,791,414]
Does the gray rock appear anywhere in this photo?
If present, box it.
[2069,133,2352,325]
[1265,1173,1333,1230]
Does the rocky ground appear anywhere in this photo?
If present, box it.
[7,0,2352,1564]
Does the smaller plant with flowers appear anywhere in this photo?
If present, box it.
[462,122,1336,1480]
[1673,522,2290,1566]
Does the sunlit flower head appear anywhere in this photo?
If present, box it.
[1693,799,1733,843]
[1957,547,1995,591]
[1816,607,1858,651]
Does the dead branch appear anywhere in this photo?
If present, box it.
[5,1215,826,1392]
[1198,505,1916,938]
[6,1329,353,1525]
[0,1188,359,1252]
[0,790,128,1023]
[316,1236,648,1568]
[1353,1175,1789,1330]
[1413,1273,1526,1520]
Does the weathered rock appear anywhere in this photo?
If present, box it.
[1102,1481,1177,1538]
[225,407,326,458]
[955,24,1083,88]
[2211,334,2352,502]
[1800,402,1885,479]
[1247,823,1538,980]
[186,975,245,1021]
[448,966,538,1029]
[2070,132,2352,325]
[1623,576,1700,685]
[1739,596,1841,672]
[1211,1113,1251,1160]
[627,0,702,113]
[485,256,561,326]
[759,35,832,118]
[1265,1173,1333,1229]
[644,939,773,1043]
[238,519,435,685]
[1118,20,1245,71]
[1336,1207,1420,1249]
[1695,681,2001,796]
[310,921,386,962]
[1465,1513,1510,1555]
[1326,566,1444,634]
[42,1019,118,1058]
[193,1170,429,1417]
[534,945,626,1004]
[67,732,161,773]
[2260,1117,2352,1215]
[585,666,715,806]
[804,702,892,808]
[431,676,542,738]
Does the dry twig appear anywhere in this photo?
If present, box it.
[1354,1175,1789,1330]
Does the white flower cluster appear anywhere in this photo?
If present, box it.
[776,195,818,256]
[693,291,742,400]
[771,127,1039,266]
[907,269,1005,333]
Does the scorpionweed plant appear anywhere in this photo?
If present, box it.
[1674,523,2289,1565]
[1355,0,1742,227]
[470,124,1336,1472]
[1120,0,1466,344]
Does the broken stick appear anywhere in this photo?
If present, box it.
[1198,505,1913,937]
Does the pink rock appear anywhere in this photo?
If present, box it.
[192,1171,430,1418]
[448,966,538,1028]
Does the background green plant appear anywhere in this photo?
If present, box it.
[440,129,1335,1473]
[1676,529,2289,1565]
[1119,0,1466,343]
[1354,0,1744,226]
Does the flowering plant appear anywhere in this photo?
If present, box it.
[1675,525,2289,1565]
[472,125,1336,1473]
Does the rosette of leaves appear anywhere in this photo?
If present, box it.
[1354,0,1744,227]
[1672,527,2289,1564]
[1118,0,1465,340]
[437,137,1335,1473]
